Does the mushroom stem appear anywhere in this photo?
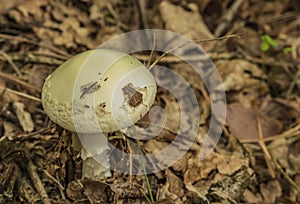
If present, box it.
[72,133,111,179]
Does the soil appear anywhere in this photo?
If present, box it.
[0,0,300,203]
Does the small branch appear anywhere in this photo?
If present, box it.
[0,51,22,77]
[214,0,245,37]
[0,127,51,143]
[147,33,156,68]
[257,118,276,178]
[193,32,246,43]
[42,169,65,199]
[0,52,64,65]
[148,32,246,70]
[0,34,71,58]
[0,71,41,93]
[137,0,149,28]
[0,86,41,102]
[241,124,300,143]
[273,159,300,193]
[27,159,51,204]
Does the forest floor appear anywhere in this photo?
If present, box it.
[0,0,300,203]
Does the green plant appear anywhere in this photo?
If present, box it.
[260,34,293,97]
[260,34,292,55]
[136,139,155,204]
[260,34,279,52]
[283,47,292,55]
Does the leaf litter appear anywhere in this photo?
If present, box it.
[0,0,300,203]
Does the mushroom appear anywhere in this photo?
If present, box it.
[42,49,157,179]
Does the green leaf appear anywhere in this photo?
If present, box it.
[261,42,270,52]
[283,47,292,54]
[261,35,278,48]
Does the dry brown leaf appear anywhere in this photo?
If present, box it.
[226,103,282,143]
[28,65,53,89]
[66,179,114,202]
[289,175,300,202]
[184,166,251,203]
[3,121,21,136]
[209,166,251,203]
[242,189,262,203]
[31,2,95,49]
[13,101,34,132]
[143,139,169,154]
[160,94,181,134]
[171,151,192,173]
[268,138,289,169]
[217,59,268,107]
[259,96,299,124]
[8,0,47,24]
[184,153,216,184]
[158,169,184,202]
[165,169,184,198]
[184,152,250,184]
[185,182,209,203]
[260,180,282,203]
[159,1,215,51]
[288,139,300,175]
[0,0,25,14]
[0,79,11,112]
[227,28,262,57]
[216,154,249,175]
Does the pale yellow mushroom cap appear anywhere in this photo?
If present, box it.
[42,49,157,133]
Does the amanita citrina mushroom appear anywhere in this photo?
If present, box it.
[41,49,157,178]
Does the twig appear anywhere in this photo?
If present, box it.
[27,159,51,204]
[273,159,300,193]
[0,52,64,65]
[0,71,41,93]
[274,98,300,111]
[0,34,71,58]
[133,52,237,63]
[104,1,128,30]
[241,124,300,143]
[193,32,246,43]
[147,33,156,68]
[0,127,51,143]
[105,0,119,21]
[16,172,39,203]
[214,0,245,37]
[137,0,149,28]
[73,198,89,204]
[0,51,22,76]
[42,169,65,199]
[0,86,41,102]
[257,117,276,178]
[148,32,245,70]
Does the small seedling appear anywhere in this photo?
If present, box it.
[260,34,293,97]
[260,34,279,52]
[260,34,292,54]
[283,47,292,55]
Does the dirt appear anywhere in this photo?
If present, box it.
[0,0,300,203]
